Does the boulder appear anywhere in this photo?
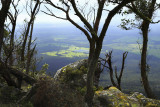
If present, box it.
[94,87,160,107]
[54,59,88,80]
[54,59,88,88]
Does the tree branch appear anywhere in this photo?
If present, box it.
[99,0,135,42]
[94,0,106,33]
[70,0,97,39]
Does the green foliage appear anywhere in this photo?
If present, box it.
[80,66,88,74]
[64,66,83,82]
[61,65,87,82]
[76,86,87,95]
[97,86,104,91]
[33,76,84,107]
[76,86,103,96]
[4,29,10,39]
[120,18,137,30]
[0,86,24,105]
[134,0,151,17]
[39,63,49,74]
[21,101,34,107]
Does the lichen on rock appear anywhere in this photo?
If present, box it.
[54,59,88,88]
[94,87,160,107]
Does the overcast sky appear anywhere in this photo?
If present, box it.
[13,0,160,29]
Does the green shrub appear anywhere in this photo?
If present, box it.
[97,86,104,91]
[80,66,87,74]
[21,101,34,107]
[76,86,87,95]
[62,66,87,82]
[33,76,84,107]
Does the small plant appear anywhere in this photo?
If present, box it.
[21,101,34,107]
[62,66,87,82]
[80,66,87,74]
[97,86,104,91]
[76,86,87,95]
[33,76,84,107]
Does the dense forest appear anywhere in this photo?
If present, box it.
[0,0,160,106]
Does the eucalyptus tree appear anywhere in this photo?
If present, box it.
[0,0,41,89]
[43,0,135,106]
[5,0,21,66]
[23,0,41,74]
[21,0,41,65]
[120,0,159,98]
[0,0,12,59]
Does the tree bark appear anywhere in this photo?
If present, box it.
[26,21,35,74]
[0,0,12,58]
[85,41,102,106]
[21,0,40,63]
[9,22,16,65]
[140,0,156,99]
[8,12,17,66]
[141,22,156,98]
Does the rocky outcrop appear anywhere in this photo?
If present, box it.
[94,87,160,107]
[54,59,88,80]
[54,59,88,88]
[54,59,160,107]
[3,59,159,107]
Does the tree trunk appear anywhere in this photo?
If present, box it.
[2,72,17,87]
[94,61,102,88]
[88,40,95,64]
[26,21,34,74]
[21,0,40,63]
[141,23,155,98]
[0,0,12,58]
[9,21,16,66]
[21,21,32,62]
[85,41,102,106]
[0,26,4,58]
[108,63,117,87]
[0,60,36,87]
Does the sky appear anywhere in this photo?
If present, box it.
[15,0,132,25]
[11,0,160,29]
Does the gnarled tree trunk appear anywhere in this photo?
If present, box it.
[0,0,12,58]
[141,21,156,98]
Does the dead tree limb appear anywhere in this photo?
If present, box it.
[0,60,37,88]
[100,51,128,90]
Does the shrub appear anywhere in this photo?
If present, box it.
[33,76,85,107]
[61,66,87,83]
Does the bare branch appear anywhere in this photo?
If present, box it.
[45,0,67,13]
[41,10,67,20]
[94,0,106,33]
[44,0,92,42]
[66,13,92,42]
[115,66,118,80]
[99,0,135,42]
[70,0,97,39]
[119,51,128,80]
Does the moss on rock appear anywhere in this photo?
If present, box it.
[54,59,88,88]
[94,87,160,107]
